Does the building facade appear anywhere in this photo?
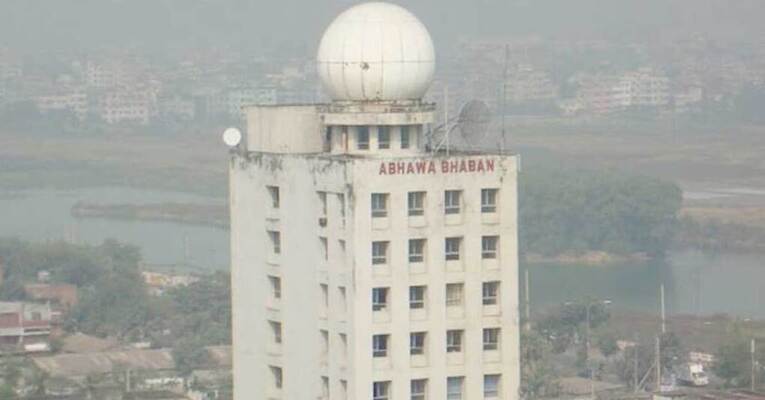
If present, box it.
[229,3,520,400]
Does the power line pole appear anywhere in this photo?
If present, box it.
[655,336,662,393]
[524,268,531,331]
[753,338,757,392]
[661,283,666,334]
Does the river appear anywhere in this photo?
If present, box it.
[1,187,763,317]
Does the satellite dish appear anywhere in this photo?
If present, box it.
[426,99,493,154]
[457,100,491,143]
[222,127,242,147]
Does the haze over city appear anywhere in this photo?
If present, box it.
[1,1,765,399]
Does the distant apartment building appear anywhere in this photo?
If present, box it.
[226,86,277,120]
[0,302,52,351]
[572,68,671,115]
[85,61,123,89]
[0,60,23,82]
[611,68,670,109]
[142,271,200,296]
[504,64,559,104]
[158,94,196,121]
[34,91,88,120]
[98,88,156,125]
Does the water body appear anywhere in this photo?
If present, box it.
[0,187,229,271]
[526,250,765,318]
[1,187,764,317]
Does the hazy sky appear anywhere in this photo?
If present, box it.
[1,0,764,56]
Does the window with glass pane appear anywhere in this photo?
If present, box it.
[483,328,500,351]
[371,193,388,217]
[410,332,426,355]
[446,330,463,353]
[481,188,498,213]
[484,374,500,398]
[372,287,388,311]
[378,126,390,149]
[373,334,388,357]
[358,126,370,150]
[444,190,461,214]
[482,235,498,259]
[268,231,281,254]
[446,283,463,307]
[447,377,463,400]
[270,366,283,389]
[269,321,282,344]
[411,379,426,400]
[482,281,499,305]
[409,286,426,309]
[408,191,425,216]
[373,381,390,400]
[401,126,411,149]
[267,186,280,208]
[409,239,425,263]
[269,276,281,299]
[445,237,461,260]
[372,241,388,265]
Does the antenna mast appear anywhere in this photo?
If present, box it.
[444,86,450,156]
[501,44,509,152]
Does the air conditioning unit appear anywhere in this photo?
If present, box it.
[319,217,327,227]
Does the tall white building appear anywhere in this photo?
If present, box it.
[229,3,520,400]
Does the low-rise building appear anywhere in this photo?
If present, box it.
[0,301,52,351]
[34,91,88,120]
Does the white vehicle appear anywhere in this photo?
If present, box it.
[676,362,710,387]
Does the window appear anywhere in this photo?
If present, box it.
[320,284,329,309]
[338,193,346,220]
[447,377,464,400]
[401,126,411,149]
[378,126,390,149]
[445,237,462,261]
[321,376,329,399]
[358,126,370,150]
[482,236,498,259]
[411,379,426,400]
[339,286,347,313]
[321,329,329,356]
[410,332,426,355]
[373,381,390,400]
[317,191,327,216]
[340,333,348,359]
[446,283,463,307]
[270,366,283,389]
[409,286,426,309]
[371,193,388,218]
[373,334,389,357]
[481,188,498,213]
[483,328,500,351]
[446,330,463,353]
[267,186,280,208]
[408,191,425,216]
[269,276,281,299]
[341,380,348,400]
[372,287,389,311]
[269,321,282,344]
[482,281,499,305]
[444,190,462,214]
[268,231,281,254]
[484,375,501,398]
[409,239,425,263]
[372,241,389,265]
[320,237,328,260]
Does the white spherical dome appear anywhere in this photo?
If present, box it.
[317,2,436,102]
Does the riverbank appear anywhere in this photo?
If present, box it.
[71,201,229,228]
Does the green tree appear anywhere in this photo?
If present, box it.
[521,330,560,399]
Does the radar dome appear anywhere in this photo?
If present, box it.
[317,2,436,102]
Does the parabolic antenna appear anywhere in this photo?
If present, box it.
[222,127,242,147]
[457,100,491,143]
